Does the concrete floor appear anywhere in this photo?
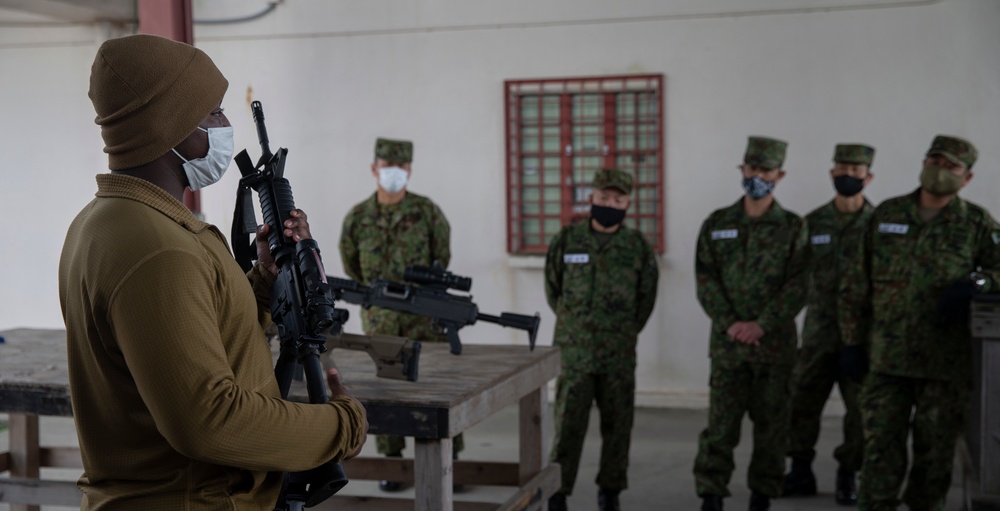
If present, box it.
[0,405,966,510]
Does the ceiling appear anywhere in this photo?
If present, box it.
[0,0,134,23]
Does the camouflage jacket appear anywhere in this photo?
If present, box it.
[800,199,874,353]
[544,221,659,373]
[838,189,1000,381]
[695,198,808,366]
[338,191,450,340]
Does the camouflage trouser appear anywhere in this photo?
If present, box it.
[549,368,636,494]
[786,345,863,471]
[693,359,792,498]
[857,373,969,511]
[363,308,465,456]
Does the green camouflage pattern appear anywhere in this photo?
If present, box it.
[592,168,633,195]
[544,220,658,494]
[926,134,977,169]
[744,136,788,169]
[838,190,1000,381]
[544,221,659,373]
[858,373,970,511]
[339,191,457,455]
[694,199,808,366]
[834,144,876,165]
[550,369,635,494]
[838,187,1000,510]
[374,137,413,164]
[787,348,862,469]
[692,198,806,498]
[786,200,873,470]
[693,359,793,498]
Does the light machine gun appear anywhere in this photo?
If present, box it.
[328,265,541,355]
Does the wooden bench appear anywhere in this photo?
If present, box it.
[0,328,561,511]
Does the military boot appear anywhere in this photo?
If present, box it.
[701,495,723,511]
[548,492,567,511]
[749,492,770,511]
[598,488,620,511]
[835,468,857,506]
[378,452,405,492]
[782,458,817,496]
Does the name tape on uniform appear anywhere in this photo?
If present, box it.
[564,253,590,264]
[811,234,832,245]
[878,223,909,235]
[711,229,739,240]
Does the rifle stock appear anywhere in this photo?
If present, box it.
[329,332,421,382]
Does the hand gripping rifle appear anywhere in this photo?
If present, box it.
[230,100,349,510]
[328,264,541,355]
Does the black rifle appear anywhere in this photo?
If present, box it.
[231,101,350,511]
[328,265,540,355]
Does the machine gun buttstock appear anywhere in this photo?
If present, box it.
[330,332,422,382]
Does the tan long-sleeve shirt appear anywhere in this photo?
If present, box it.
[58,174,366,511]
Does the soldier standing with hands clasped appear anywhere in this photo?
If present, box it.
[783,144,876,506]
[693,137,808,511]
[544,169,659,511]
[338,138,459,492]
[839,135,1000,510]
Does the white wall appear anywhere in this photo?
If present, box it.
[2,0,998,407]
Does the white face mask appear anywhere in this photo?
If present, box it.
[378,166,409,194]
[172,126,234,191]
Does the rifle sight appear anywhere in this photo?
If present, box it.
[404,265,472,292]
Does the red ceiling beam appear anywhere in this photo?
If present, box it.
[137,0,200,215]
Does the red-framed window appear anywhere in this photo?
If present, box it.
[505,74,665,255]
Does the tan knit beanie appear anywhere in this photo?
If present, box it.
[89,34,229,170]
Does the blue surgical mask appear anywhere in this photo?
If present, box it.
[742,176,775,200]
[172,126,234,191]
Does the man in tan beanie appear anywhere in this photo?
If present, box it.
[59,34,367,510]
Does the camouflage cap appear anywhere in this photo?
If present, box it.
[744,136,788,169]
[926,135,977,169]
[592,168,633,195]
[833,144,876,165]
[374,137,413,164]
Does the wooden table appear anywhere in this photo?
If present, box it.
[0,328,561,511]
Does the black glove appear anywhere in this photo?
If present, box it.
[935,279,979,328]
[840,345,868,384]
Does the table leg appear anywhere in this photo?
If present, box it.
[414,437,452,511]
[519,387,549,485]
[10,413,41,511]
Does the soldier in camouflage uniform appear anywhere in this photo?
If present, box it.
[693,137,808,511]
[838,135,1000,511]
[544,169,659,511]
[783,144,876,506]
[338,137,459,491]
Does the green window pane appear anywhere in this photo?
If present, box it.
[522,187,539,202]
[521,126,539,152]
[543,165,561,185]
[522,202,540,215]
[520,96,538,121]
[543,126,560,152]
[573,94,602,121]
[544,219,562,238]
[617,93,636,119]
[542,95,560,121]
[544,186,562,202]
[544,202,561,215]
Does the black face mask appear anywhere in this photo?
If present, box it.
[591,204,627,228]
[833,175,865,197]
